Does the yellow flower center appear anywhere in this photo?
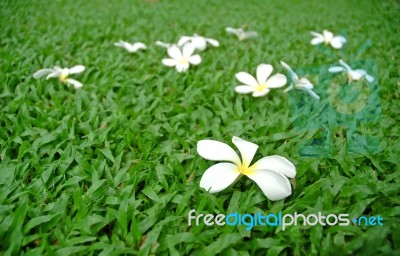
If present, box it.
[237,163,255,175]
[59,73,68,82]
[179,58,189,65]
[255,83,267,93]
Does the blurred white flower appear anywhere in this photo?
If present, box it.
[235,63,287,97]
[114,40,147,53]
[310,30,346,49]
[328,59,374,83]
[178,34,219,51]
[162,43,201,72]
[225,27,258,41]
[197,136,296,201]
[280,61,320,100]
[33,65,85,89]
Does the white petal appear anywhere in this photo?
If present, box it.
[348,70,363,81]
[176,62,190,72]
[182,43,195,58]
[252,89,270,97]
[323,30,333,41]
[46,71,62,80]
[33,69,54,79]
[68,65,85,74]
[167,45,182,59]
[242,31,258,40]
[364,74,374,83]
[283,84,294,92]
[205,38,219,47]
[297,77,313,89]
[162,58,177,67]
[251,155,296,178]
[232,136,258,167]
[338,60,351,70]
[197,139,241,164]
[330,37,345,49]
[192,37,206,51]
[266,73,287,88]
[305,89,320,100]
[64,78,83,89]
[280,61,299,81]
[247,169,292,201]
[235,85,255,94]
[310,31,323,38]
[177,36,192,47]
[337,35,346,43]
[225,27,241,36]
[132,42,147,51]
[235,72,258,87]
[188,55,201,65]
[200,163,240,193]
[155,41,171,48]
[328,66,345,73]
[311,37,324,45]
[256,64,273,84]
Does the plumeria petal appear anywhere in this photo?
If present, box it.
[182,43,195,58]
[252,89,270,97]
[225,27,241,36]
[232,136,258,167]
[338,60,352,70]
[251,155,296,178]
[266,74,287,88]
[192,37,206,51]
[310,31,323,38]
[64,78,83,89]
[247,169,292,201]
[167,45,182,59]
[328,66,345,73]
[330,37,345,49]
[305,89,320,100]
[323,30,333,41]
[132,42,147,51]
[205,38,219,47]
[188,55,201,65]
[199,163,240,193]
[256,64,273,84]
[176,62,190,72]
[348,70,363,81]
[68,65,85,74]
[242,31,258,40]
[197,139,241,164]
[177,36,192,47]
[364,74,374,83]
[298,77,313,89]
[311,37,324,45]
[235,85,255,94]
[280,61,298,81]
[46,71,62,80]
[235,72,258,87]
[155,41,172,48]
[33,69,54,79]
[162,58,177,67]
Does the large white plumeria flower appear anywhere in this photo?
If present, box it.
[310,30,346,49]
[162,43,201,72]
[235,63,287,97]
[114,40,147,53]
[328,59,374,83]
[197,136,296,201]
[33,65,85,89]
[225,27,258,41]
[280,61,320,100]
[177,34,219,51]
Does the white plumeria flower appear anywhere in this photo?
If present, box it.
[33,65,85,89]
[197,136,296,201]
[280,61,320,100]
[328,59,374,83]
[235,63,287,97]
[310,30,346,49]
[162,43,201,72]
[177,34,219,51]
[225,27,258,41]
[114,40,147,53]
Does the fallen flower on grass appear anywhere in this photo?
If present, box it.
[280,61,320,100]
[235,63,287,97]
[114,40,147,53]
[328,59,374,83]
[225,27,258,41]
[310,30,346,49]
[162,43,201,72]
[33,65,85,89]
[197,136,296,201]
[178,34,219,51]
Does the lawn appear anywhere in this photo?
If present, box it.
[0,0,399,255]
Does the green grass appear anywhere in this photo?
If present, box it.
[1,0,399,255]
